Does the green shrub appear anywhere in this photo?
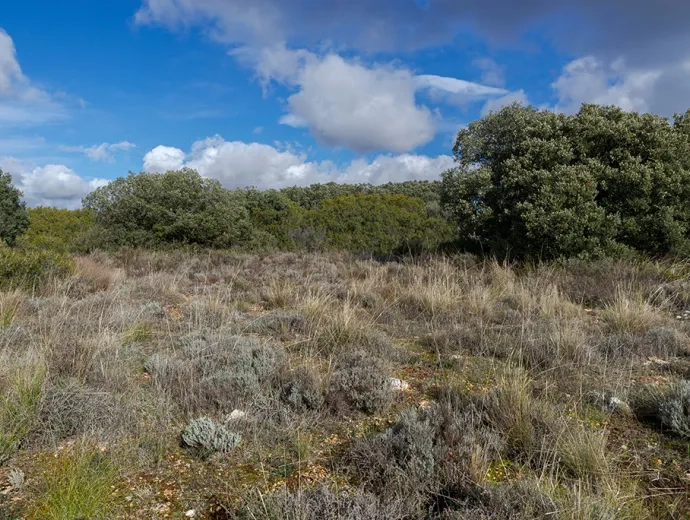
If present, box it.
[0,169,29,247]
[19,207,94,252]
[302,193,451,255]
[441,103,690,259]
[82,168,255,249]
[0,246,74,291]
[328,351,393,414]
[181,417,241,455]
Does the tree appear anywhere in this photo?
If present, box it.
[0,169,30,247]
[82,168,254,249]
[441,103,690,259]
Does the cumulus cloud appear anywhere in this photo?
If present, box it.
[281,55,436,153]
[143,145,186,172]
[0,158,109,208]
[142,136,454,189]
[135,1,690,116]
[60,141,136,162]
[234,45,506,153]
[0,29,67,127]
[552,57,661,114]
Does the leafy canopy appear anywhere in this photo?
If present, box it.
[82,168,254,249]
[0,170,30,247]
[441,104,690,259]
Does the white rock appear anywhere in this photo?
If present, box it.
[185,510,196,518]
[226,409,246,421]
[607,396,632,416]
[389,378,410,392]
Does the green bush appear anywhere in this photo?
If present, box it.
[82,168,255,249]
[0,170,29,247]
[302,193,450,255]
[19,207,94,252]
[0,246,74,291]
[441,103,690,259]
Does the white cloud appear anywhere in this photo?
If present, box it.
[0,158,109,208]
[142,145,188,172]
[60,141,136,162]
[474,58,505,87]
[481,89,529,116]
[0,29,68,127]
[281,55,436,153]
[552,56,661,114]
[142,136,453,189]
[235,44,504,153]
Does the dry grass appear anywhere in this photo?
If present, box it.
[0,250,689,518]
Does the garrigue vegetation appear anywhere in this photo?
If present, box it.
[1,103,690,519]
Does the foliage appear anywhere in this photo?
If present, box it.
[19,207,94,252]
[302,193,450,255]
[328,351,392,414]
[82,168,255,249]
[281,180,442,213]
[181,417,241,454]
[634,381,690,438]
[240,188,304,250]
[441,103,690,259]
[0,169,30,247]
[0,246,74,291]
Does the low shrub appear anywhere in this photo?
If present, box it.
[145,332,284,414]
[181,417,241,456]
[226,485,407,520]
[328,351,393,414]
[0,246,74,291]
[633,380,690,438]
[280,367,325,412]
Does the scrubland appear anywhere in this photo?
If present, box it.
[1,250,690,519]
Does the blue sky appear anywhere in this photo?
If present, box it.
[1,0,689,207]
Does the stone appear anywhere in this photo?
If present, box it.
[389,378,410,392]
[226,409,246,421]
[185,510,196,518]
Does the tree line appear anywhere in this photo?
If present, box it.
[2,102,690,261]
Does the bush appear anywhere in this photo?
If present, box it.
[634,381,690,438]
[144,333,284,413]
[226,485,407,520]
[328,351,393,414]
[181,417,241,455]
[0,246,74,291]
[19,207,94,252]
[441,103,690,259]
[82,168,255,249]
[0,169,29,247]
[280,367,325,412]
[303,193,451,255]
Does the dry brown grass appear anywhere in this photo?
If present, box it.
[0,250,688,518]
